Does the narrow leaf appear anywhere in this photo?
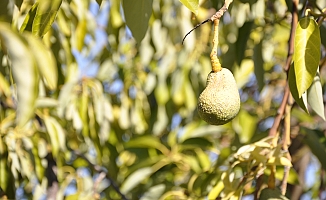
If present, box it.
[302,128,326,170]
[179,0,199,15]
[122,0,153,44]
[307,70,325,120]
[32,0,62,37]
[121,167,153,194]
[288,63,308,113]
[236,21,253,65]
[253,40,264,91]
[293,17,321,97]
[24,33,57,90]
[0,23,39,126]
[20,3,38,33]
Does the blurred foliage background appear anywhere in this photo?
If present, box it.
[0,0,326,199]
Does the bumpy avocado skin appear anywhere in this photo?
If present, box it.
[197,68,240,125]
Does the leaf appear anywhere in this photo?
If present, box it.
[238,109,257,143]
[288,63,308,113]
[179,0,199,15]
[32,0,62,37]
[307,70,325,120]
[24,33,57,90]
[0,23,39,126]
[140,184,166,200]
[302,128,326,170]
[253,40,264,91]
[44,116,66,157]
[124,135,169,155]
[208,180,224,199]
[122,0,153,44]
[20,2,38,33]
[236,21,253,65]
[293,17,321,97]
[120,167,153,194]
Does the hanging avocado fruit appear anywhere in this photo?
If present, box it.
[183,4,240,125]
[197,68,240,125]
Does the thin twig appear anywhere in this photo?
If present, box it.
[182,0,233,45]
[182,19,210,44]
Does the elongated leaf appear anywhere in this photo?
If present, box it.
[293,17,321,97]
[179,0,199,15]
[20,3,38,33]
[236,21,253,65]
[0,23,39,126]
[32,0,62,37]
[124,135,169,155]
[307,70,325,120]
[122,0,153,44]
[121,167,153,194]
[253,40,264,91]
[288,63,308,113]
[302,128,326,170]
[44,116,66,157]
[24,33,57,90]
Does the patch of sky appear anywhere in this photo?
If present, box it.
[73,1,110,78]
[129,85,137,99]
[171,114,182,130]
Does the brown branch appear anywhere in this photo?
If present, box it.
[182,0,233,46]
[269,0,298,137]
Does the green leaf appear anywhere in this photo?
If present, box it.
[44,116,66,157]
[24,33,57,90]
[236,21,253,65]
[253,40,264,91]
[20,3,38,33]
[32,0,62,37]
[179,0,199,15]
[302,128,326,170]
[122,0,153,44]
[0,23,39,126]
[238,109,257,143]
[124,135,169,155]
[121,167,153,194]
[288,63,308,113]
[293,17,321,97]
[307,70,325,120]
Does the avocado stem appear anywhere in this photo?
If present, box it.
[210,19,222,72]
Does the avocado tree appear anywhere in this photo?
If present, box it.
[0,0,326,199]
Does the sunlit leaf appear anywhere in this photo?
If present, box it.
[121,167,153,194]
[307,70,325,120]
[238,109,257,143]
[293,17,321,97]
[179,0,199,15]
[288,63,308,113]
[122,0,153,44]
[20,2,38,33]
[124,135,169,155]
[0,23,39,126]
[140,184,166,200]
[32,0,62,37]
[208,180,224,199]
[24,33,57,90]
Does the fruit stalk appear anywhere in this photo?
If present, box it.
[210,19,222,72]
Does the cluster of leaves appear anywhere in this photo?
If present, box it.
[0,0,326,199]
